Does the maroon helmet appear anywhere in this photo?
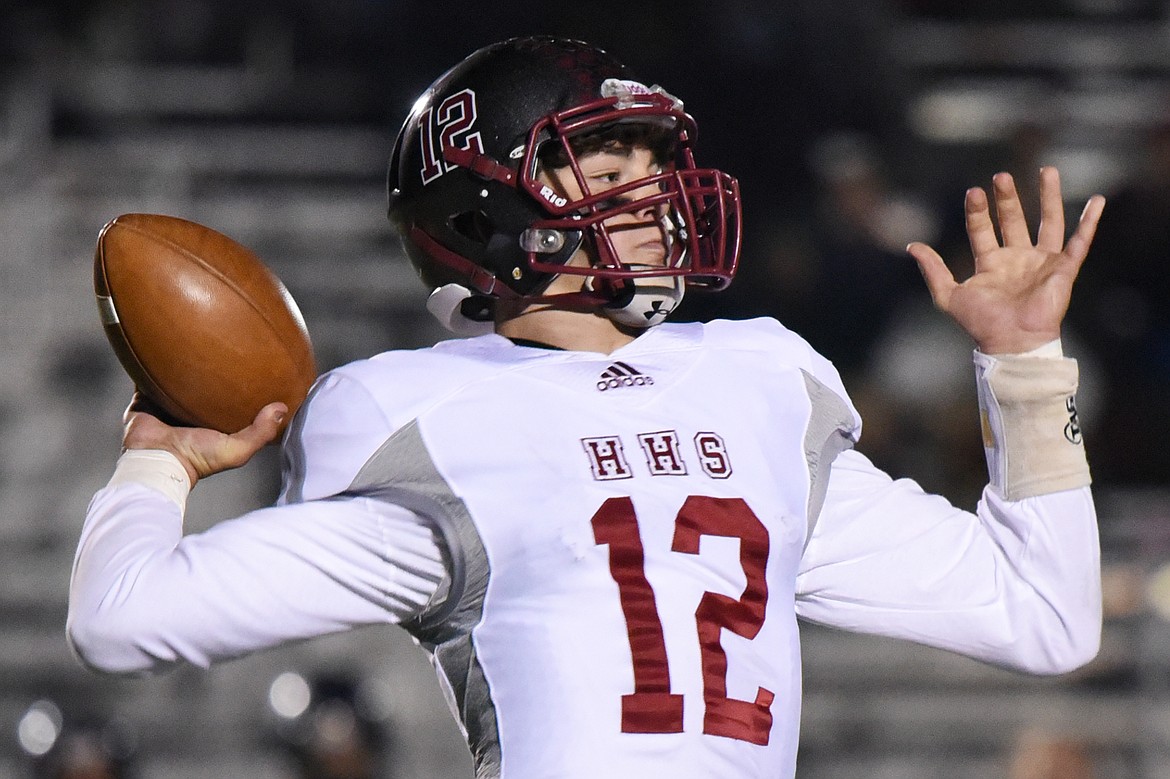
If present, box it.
[387,36,741,329]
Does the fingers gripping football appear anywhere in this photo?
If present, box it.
[122,394,288,487]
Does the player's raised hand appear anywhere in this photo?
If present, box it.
[906,166,1105,355]
[121,393,287,487]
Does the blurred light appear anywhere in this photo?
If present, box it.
[909,89,1030,143]
[269,671,312,720]
[17,700,63,757]
[1041,146,1128,202]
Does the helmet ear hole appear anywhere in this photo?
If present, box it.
[449,210,495,245]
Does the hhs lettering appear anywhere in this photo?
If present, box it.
[582,431,732,481]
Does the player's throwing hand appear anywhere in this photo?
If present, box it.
[121,393,287,487]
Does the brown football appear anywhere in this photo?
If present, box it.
[93,213,317,434]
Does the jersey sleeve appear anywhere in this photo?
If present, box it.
[794,448,1101,675]
[67,480,446,675]
[279,369,398,504]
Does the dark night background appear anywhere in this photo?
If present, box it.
[2,1,1170,776]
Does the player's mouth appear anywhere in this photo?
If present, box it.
[634,238,668,264]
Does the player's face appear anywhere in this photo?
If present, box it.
[539,144,670,269]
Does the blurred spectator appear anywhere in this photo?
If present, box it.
[855,298,988,507]
[793,131,973,497]
[685,129,981,497]
[18,700,137,779]
[1007,729,1094,779]
[798,130,942,381]
[694,129,942,386]
[1067,121,1170,485]
[43,724,134,779]
[270,672,389,779]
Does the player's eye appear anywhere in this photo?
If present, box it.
[588,171,621,185]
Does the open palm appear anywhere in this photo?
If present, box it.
[907,166,1105,355]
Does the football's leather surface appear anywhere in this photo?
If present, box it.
[94,213,317,434]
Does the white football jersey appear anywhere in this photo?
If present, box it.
[280,318,857,777]
[69,317,1100,779]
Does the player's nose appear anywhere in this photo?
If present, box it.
[626,176,667,221]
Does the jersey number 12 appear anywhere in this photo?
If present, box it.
[591,495,774,746]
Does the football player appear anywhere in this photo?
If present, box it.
[68,37,1106,778]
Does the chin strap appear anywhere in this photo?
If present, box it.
[587,270,686,329]
[426,272,685,336]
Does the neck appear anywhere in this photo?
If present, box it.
[495,303,639,354]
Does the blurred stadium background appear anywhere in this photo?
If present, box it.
[3,0,1170,776]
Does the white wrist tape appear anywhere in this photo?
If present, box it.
[107,449,192,512]
[975,351,1090,501]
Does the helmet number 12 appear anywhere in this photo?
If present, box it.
[418,88,484,185]
[591,495,774,746]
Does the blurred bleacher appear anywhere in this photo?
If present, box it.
[1,1,1169,776]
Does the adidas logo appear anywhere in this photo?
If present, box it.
[596,362,655,392]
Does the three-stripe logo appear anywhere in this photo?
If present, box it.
[596,362,655,392]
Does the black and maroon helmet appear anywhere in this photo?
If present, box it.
[387,36,741,326]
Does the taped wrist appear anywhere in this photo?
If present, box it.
[107,449,192,512]
[975,351,1089,501]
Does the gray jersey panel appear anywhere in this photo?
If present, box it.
[347,419,500,778]
[801,370,857,546]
